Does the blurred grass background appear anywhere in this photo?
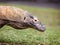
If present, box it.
[0,3,60,45]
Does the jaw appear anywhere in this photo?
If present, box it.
[33,26,46,32]
[28,22,46,32]
[35,24,46,32]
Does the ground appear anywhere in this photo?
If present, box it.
[0,2,60,45]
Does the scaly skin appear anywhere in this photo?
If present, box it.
[0,6,46,32]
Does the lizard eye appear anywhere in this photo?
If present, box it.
[35,20,37,22]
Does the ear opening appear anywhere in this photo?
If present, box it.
[24,17,26,20]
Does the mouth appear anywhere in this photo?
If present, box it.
[29,22,46,32]
[35,24,46,32]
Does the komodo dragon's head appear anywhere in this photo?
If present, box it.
[23,11,46,32]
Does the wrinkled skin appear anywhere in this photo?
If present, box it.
[0,13,46,32]
[0,6,46,32]
[23,13,46,32]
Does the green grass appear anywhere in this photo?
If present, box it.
[0,3,60,45]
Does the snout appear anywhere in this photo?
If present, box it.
[29,21,46,32]
[35,24,46,32]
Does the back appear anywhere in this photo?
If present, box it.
[0,6,25,22]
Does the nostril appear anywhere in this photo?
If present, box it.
[42,25,46,28]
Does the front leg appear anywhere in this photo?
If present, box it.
[0,20,6,28]
[8,21,27,29]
